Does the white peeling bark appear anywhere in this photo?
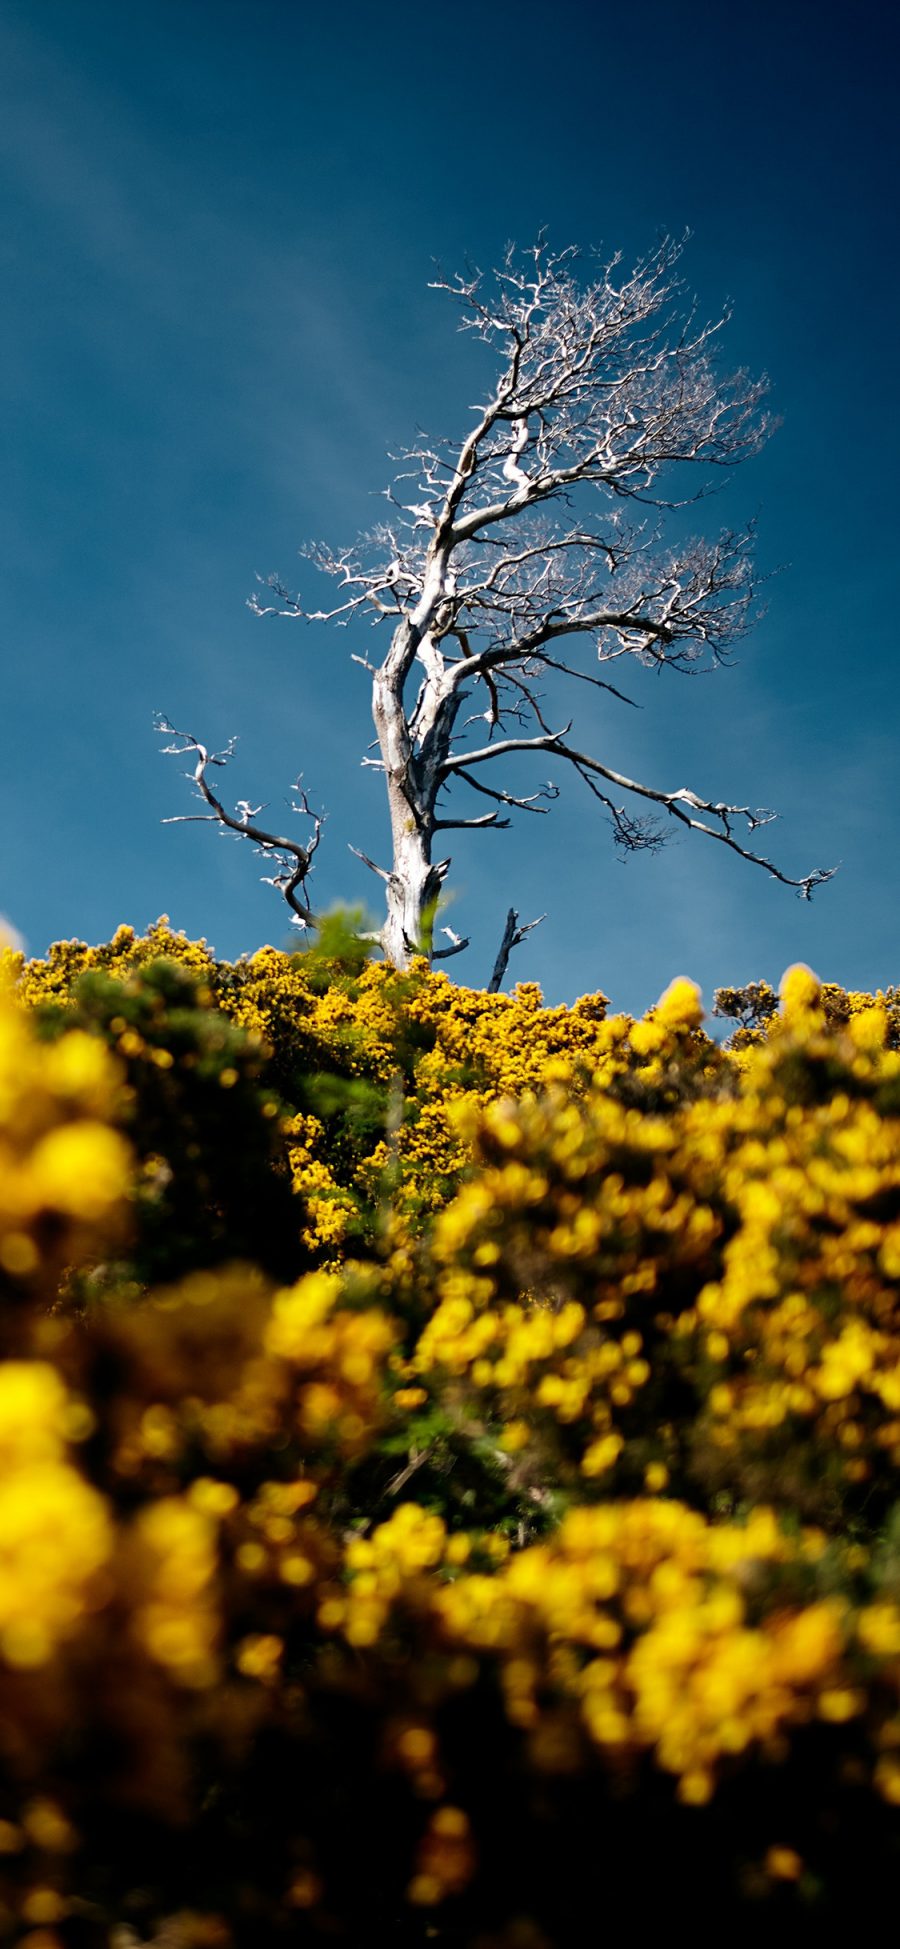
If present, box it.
[382,822,443,966]
[372,635,453,967]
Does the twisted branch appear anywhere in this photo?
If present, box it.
[156,714,323,927]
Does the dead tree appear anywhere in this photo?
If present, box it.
[161,234,833,979]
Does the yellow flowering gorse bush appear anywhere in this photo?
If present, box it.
[4,931,900,1942]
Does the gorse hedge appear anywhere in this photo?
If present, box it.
[2,923,900,1944]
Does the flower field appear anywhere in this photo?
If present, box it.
[2,923,900,1943]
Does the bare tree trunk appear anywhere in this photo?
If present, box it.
[382,814,440,966]
[372,658,449,968]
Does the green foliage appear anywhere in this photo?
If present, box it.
[292,904,377,987]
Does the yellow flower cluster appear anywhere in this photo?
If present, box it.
[329,1495,890,1811]
[10,919,217,1006]
[286,1132,360,1255]
[265,1269,396,1452]
[412,1087,716,1484]
[129,1495,221,1688]
[0,971,131,1301]
[77,1263,398,1492]
[230,1472,329,1607]
[405,966,900,1519]
[685,970,900,1506]
[102,1265,290,1474]
[0,1362,112,1668]
[408,1804,476,1906]
[326,1501,454,1646]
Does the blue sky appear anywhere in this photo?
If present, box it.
[2,0,898,1012]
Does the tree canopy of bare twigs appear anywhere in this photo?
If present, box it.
[160,233,833,984]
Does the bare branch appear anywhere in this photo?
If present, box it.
[385,1447,432,1498]
[432,810,511,831]
[439,727,574,776]
[488,909,546,992]
[349,844,391,882]
[538,652,640,707]
[452,770,559,814]
[433,927,471,960]
[155,714,323,925]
